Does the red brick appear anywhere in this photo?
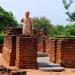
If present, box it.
[16,36,38,69]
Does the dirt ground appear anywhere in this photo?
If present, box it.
[26,69,75,75]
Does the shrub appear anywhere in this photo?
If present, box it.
[0,34,4,45]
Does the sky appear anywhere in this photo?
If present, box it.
[0,0,75,25]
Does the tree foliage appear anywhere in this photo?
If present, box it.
[0,6,19,32]
[63,0,75,22]
[52,23,75,37]
[63,0,73,10]
[32,17,54,36]
[32,17,75,37]
[51,25,65,37]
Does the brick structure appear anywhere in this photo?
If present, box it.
[47,39,56,63]
[2,28,22,66]
[2,28,75,68]
[16,36,38,69]
[37,37,46,53]
[59,39,75,68]
[33,29,47,53]
[2,35,16,66]
[5,28,22,35]
[55,39,62,64]
[2,28,38,69]
[48,38,75,68]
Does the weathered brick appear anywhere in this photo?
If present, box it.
[16,36,38,69]
[48,38,75,68]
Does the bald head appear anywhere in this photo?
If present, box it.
[25,11,30,18]
[25,11,30,14]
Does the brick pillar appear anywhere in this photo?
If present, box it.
[48,39,56,63]
[16,36,38,69]
[56,39,62,64]
[2,36,12,64]
[2,35,16,66]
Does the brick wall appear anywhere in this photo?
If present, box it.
[5,28,47,53]
[37,36,49,53]
[2,28,38,69]
[2,36,12,64]
[37,37,46,53]
[48,38,75,68]
[60,39,75,68]
[5,28,22,35]
[47,39,56,63]
[2,35,38,68]
[2,28,22,66]
[2,35,16,66]
[16,36,38,69]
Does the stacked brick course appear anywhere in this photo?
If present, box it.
[2,35,16,66]
[2,28,38,69]
[60,39,75,68]
[3,28,75,68]
[16,36,38,69]
[37,36,49,53]
[2,36,12,65]
[55,39,62,64]
[5,28,22,35]
[48,38,75,68]
[37,37,46,53]
[47,39,56,63]
[2,28,22,66]
[37,39,43,52]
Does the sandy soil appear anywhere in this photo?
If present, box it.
[26,69,75,75]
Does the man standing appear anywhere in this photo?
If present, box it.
[21,11,32,36]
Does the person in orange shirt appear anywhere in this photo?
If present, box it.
[21,11,32,36]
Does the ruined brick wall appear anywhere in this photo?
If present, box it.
[2,28,22,66]
[2,36,12,64]
[37,37,48,53]
[2,28,38,68]
[48,38,75,68]
[5,28,22,35]
[16,36,38,69]
[48,39,56,63]
[60,39,75,68]
[2,35,16,66]
[37,38,45,53]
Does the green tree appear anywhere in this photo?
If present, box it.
[0,6,19,32]
[63,0,75,22]
[51,25,65,37]
[64,23,75,36]
[0,6,20,45]
[32,17,54,36]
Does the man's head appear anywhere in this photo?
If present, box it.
[25,11,30,18]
